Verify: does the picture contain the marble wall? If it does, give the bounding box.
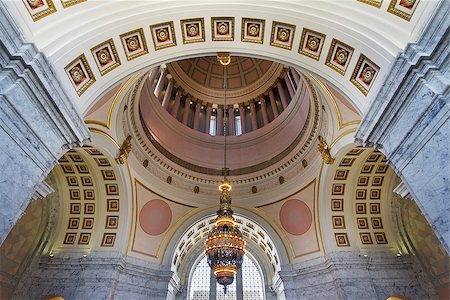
[356,0,450,254]
[0,3,90,246]
[13,252,173,300]
[12,249,436,300]
[279,251,437,300]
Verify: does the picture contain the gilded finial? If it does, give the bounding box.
[318,136,334,164]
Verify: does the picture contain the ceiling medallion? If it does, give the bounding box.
[27,0,40,8]
[335,48,349,65]
[97,49,111,65]
[126,37,139,51]
[361,66,375,83]
[156,28,169,42]
[217,22,229,35]
[186,24,199,36]
[70,66,84,84]
[204,54,246,294]
[277,28,290,42]
[307,36,320,51]
[247,23,260,36]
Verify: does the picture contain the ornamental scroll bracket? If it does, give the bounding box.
[318,135,334,164]
[116,135,132,165]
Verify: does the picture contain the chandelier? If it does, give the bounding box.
[204,54,246,294]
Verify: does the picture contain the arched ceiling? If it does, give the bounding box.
[1,1,442,293]
[4,0,440,114]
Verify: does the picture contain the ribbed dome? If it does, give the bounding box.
[166,56,284,104]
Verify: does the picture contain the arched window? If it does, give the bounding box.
[189,255,265,300]
[189,257,211,299]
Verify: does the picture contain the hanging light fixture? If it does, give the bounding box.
[204,53,246,294]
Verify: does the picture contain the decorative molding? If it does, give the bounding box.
[270,21,296,50]
[393,181,413,199]
[31,181,55,200]
[325,38,354,75]
[22,0,56,21]
[241,18,265,44]
[64,54,96,96]
[298,28,326,61]
[60,0,86,8]
[211,17,234,41]
[180,18,205,44]
[387,0,421,21]
[350,54,380,95]
[120,28,149,61]
[150,21,177,50]
[357,0,383,8]
[91,39,121,76]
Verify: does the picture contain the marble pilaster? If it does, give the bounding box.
[0,4,90,246]
[355,1,450,254]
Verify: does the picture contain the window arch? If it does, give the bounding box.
[189,255,265,300]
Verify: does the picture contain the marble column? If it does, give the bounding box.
[154,68,167,100]
[283,72,295,99]
[259,96,269,125]
[249,100,258,131]
[0,4,91,246]
[228,106,235,136]
[268,89,279,118]
[182,95,192,125]
[277,80,289,109]
[170,89,182,118]
[162,79,174,109]
[355,0,450,254]
[193,100,202,130]
[238,104,246,134]
[291,69,301,86]
[205,104,212,134]
[148,67,160,90]
[217,106,224,136]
